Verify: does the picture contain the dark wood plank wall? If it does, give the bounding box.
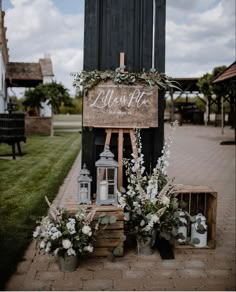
[83,0,166,193]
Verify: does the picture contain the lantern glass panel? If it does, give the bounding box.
[98,167,106,181]
[108,184,115,197]
[107,168,114,181]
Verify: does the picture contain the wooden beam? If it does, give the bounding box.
[118,129,124,188]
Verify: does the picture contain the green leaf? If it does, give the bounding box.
[109,216,117,224]
[113,246,123,256]
[120,235,127,242]
[191,237,200,245]
[100,216,109,225]
[190,215,196,222]
[99,213,106,218]
[196,224,206,234]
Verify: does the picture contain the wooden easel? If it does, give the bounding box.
[104,128,138,188]
[103,53,138,189]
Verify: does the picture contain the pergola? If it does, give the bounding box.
[167,77,202,122]
[212,61,236,144]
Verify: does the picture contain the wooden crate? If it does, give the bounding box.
[173,184,217,249]
[64,203,124,256]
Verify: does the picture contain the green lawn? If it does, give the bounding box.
[0,132,81,288]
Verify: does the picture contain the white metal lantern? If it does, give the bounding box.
[95,145,118,205]
[191,213,208,247]
[77,164,92,204]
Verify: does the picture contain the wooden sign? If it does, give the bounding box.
[83,80,158,128]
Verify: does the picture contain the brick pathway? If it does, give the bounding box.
[5,125,235,291]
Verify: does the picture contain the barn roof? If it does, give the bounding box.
[6,58,54,87]
[212,61,236,83]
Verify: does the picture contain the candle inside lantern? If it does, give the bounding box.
[80,187,88,201]
[99,180,108,201]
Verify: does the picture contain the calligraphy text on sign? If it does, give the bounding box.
[83,80,158,128]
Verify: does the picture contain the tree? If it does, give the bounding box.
[197,66,227,122]
[23,82,72,115]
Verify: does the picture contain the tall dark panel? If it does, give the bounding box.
[83,0,166,193]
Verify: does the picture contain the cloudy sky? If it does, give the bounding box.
[2,0,235,96]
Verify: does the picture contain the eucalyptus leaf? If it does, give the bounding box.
[120,235,127,242]
[191,237,200,245]
[113,246,123,256]
[100,216,109,225]
[196,223,207,234]
[99,213,106,218]
[190,215,196,222]
[109,216,117,224]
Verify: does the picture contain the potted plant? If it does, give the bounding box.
[118,122,181,256]
[33,199,97,272]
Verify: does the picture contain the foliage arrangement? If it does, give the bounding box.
[33,200,97,257]
[118,121,182,245]
[72,67,180,96]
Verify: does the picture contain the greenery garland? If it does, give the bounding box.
[71,67,180,95]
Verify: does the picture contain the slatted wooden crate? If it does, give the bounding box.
[64,202,124,256]
[173,184,217,249]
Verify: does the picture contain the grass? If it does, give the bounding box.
[0,132,81,288]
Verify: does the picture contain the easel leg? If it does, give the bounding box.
[105,129,112,146]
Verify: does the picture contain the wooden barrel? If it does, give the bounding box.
[0,113,25,141]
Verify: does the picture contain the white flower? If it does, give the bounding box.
[54,248,59,256]
[66,222,76,235]
[84,245,93,253]
[161,196,170,206]
[45,242,51,253]
[67,248,76,256]
[82,225,91,235]
[151,214,159,223]
[124,212,130,221]
[62,239,72,249]
[140,220,145,227]
[51,230,62,240]
[33,226,41,238]
[39,240,46,249]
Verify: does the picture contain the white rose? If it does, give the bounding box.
[82,225,91,235]
[62,239,72,249]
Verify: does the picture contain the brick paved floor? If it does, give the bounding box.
[5,125,236,291]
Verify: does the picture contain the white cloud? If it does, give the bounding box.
[5,0,84,94]
[166,0,235,77]
[4,0,235,93]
